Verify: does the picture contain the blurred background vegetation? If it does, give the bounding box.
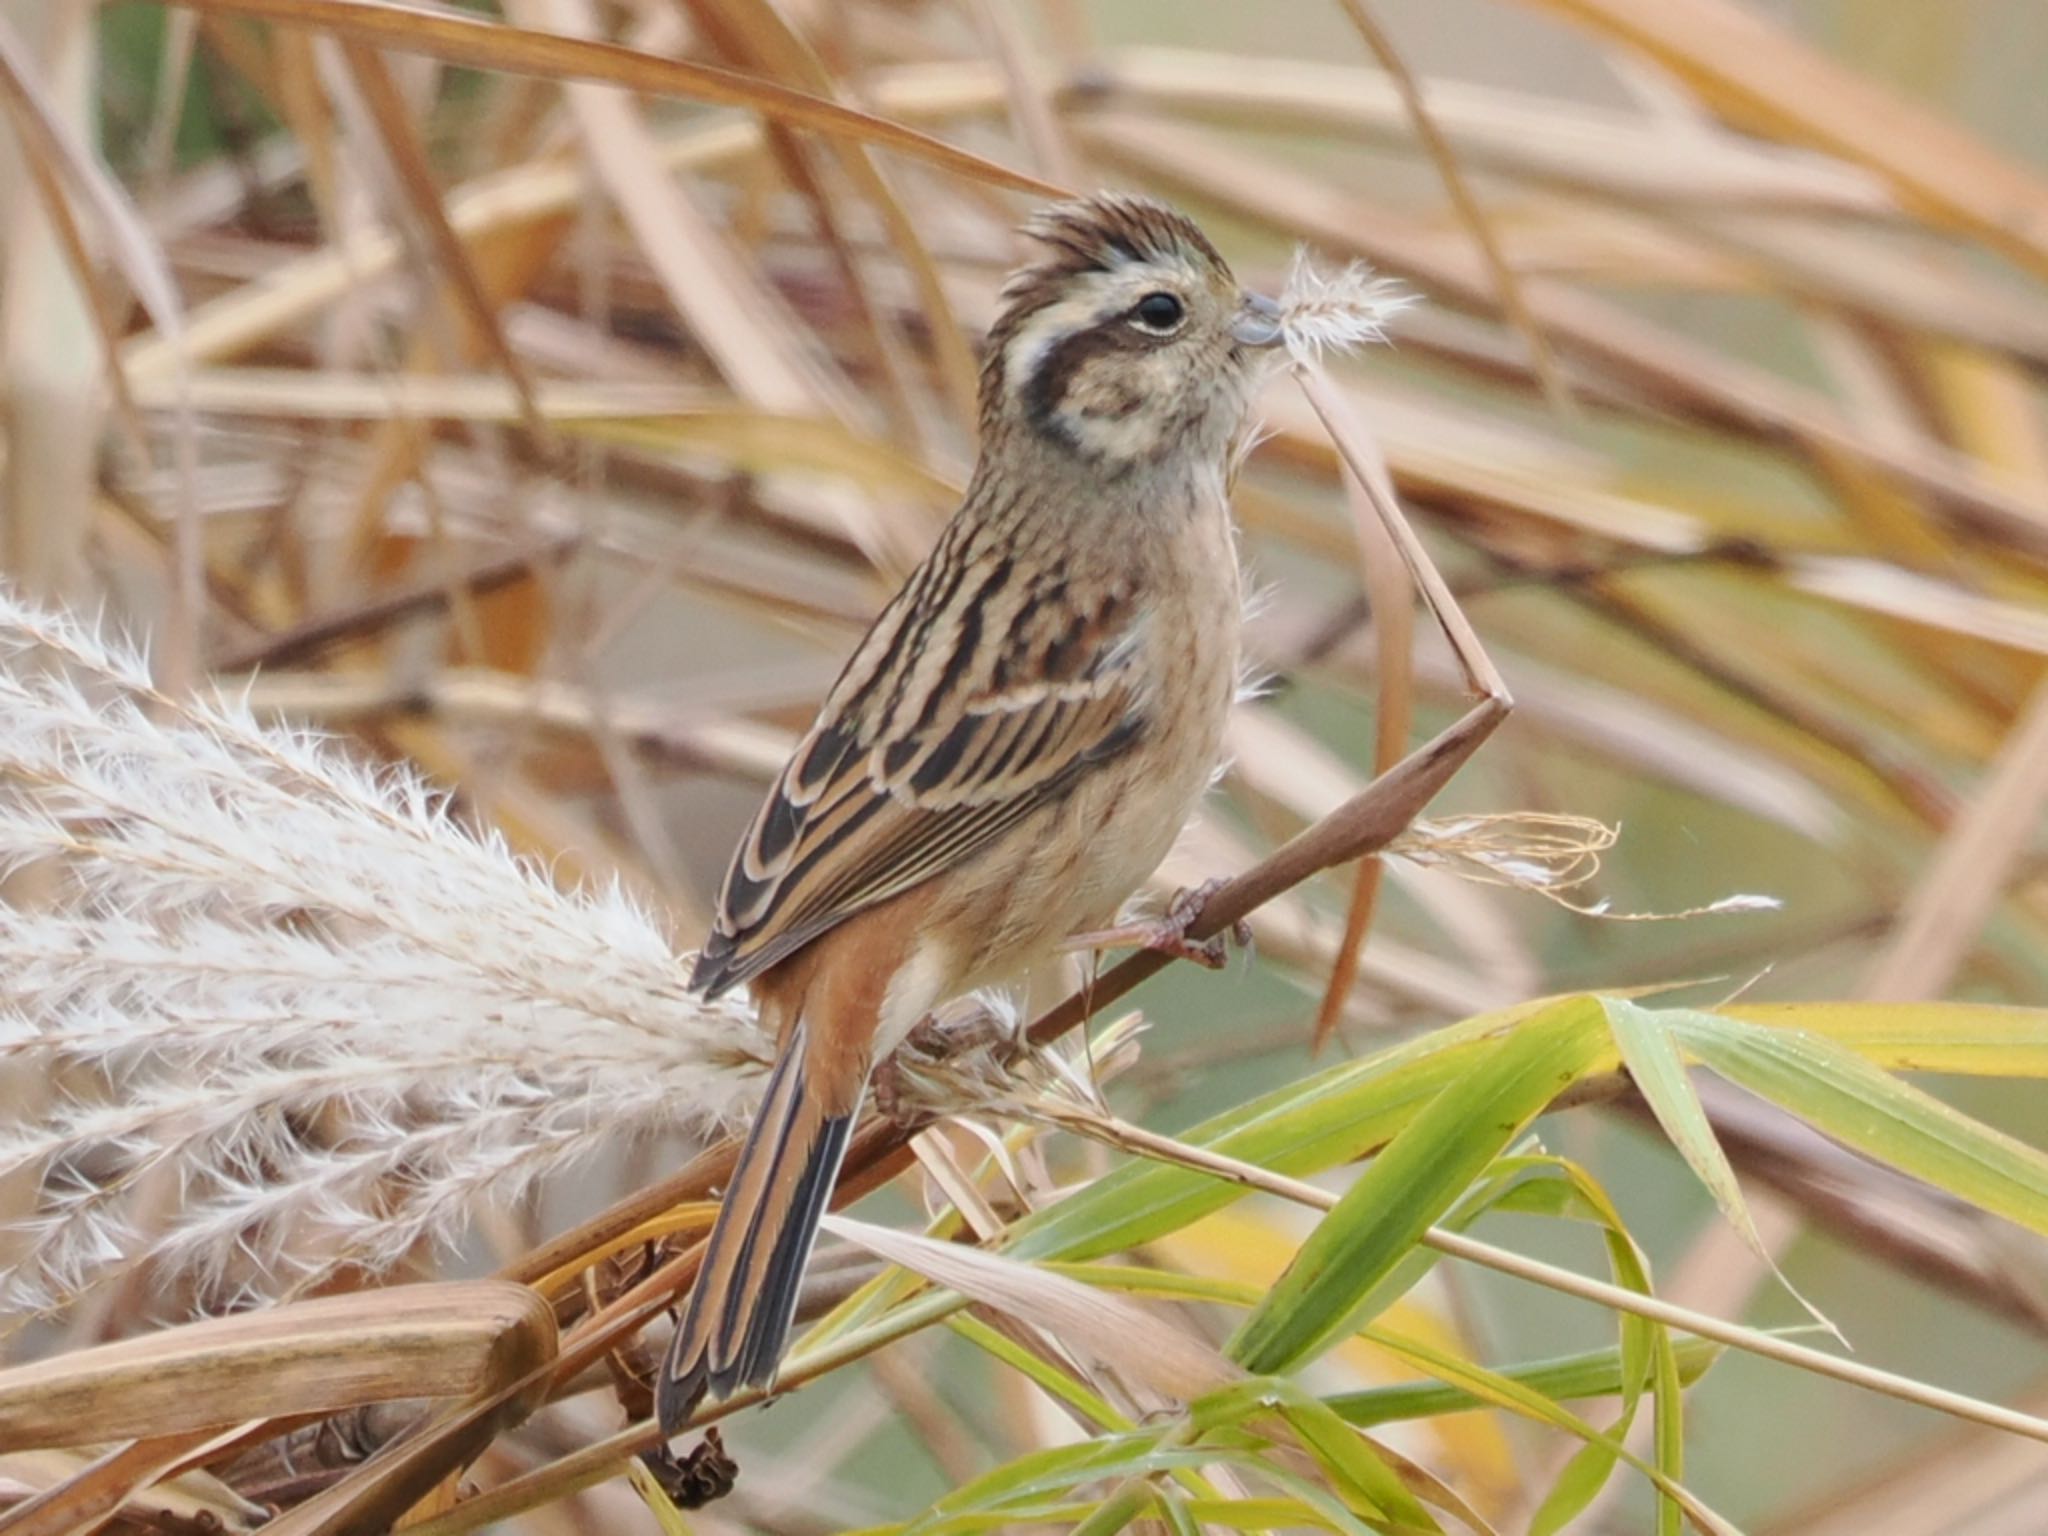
[4,0,2048,1531]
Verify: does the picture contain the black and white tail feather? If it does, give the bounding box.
[659,1030,856,1422]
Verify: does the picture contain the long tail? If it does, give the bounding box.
[658,1025,858,1431]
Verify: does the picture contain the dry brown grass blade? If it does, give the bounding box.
[0,1447,258,1536]
[1035,48,1897,216]
[125,369,722,421]
[1298,358,1514,1050]
[230,1133,923,1536]
[0,1282,558,1450]
[683,0,988,428]
[1759,1385,2048,1536]
[1788,559,2048,658]
[123,121,731,381]
[868,1348,988,1491]
[866,50,1847,249]
[264,30,345,241]
[1328,0,1573,415]
[0,1430,226,1536]
[1803,320,1969,574]
[1132,129,2048,580]
[390,1254,964,1536]
[0,92,149,462]
[136,7,198,199]
[117,62,1011,387]
[1864,677,2048,1001]
[242,1410,503,1536]
[314,191,570,592]
[173,0,1061,197]
[967,0,1079,185]
[1557,577,1952,831]
[335,40,557,454]
[1528,0,2048,283]
[674,0,926,440]
[1293,366,1509,706]
[1220,715,1530,1010]
[1714,218,2048,370]
[213,535,574,672]
[0,2,97,614]
[821,1215,1237,1402]
[504,0,832,419]
[1425,646,1841,841]
[0,9,200,684]
[1103,116,2048,559]
[1315,444,1418,1051]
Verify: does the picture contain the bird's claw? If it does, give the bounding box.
[871,1003,1017,1125]
[1064,877,1249,971]
[870,1051,923,1127]
[639,1428,739,1510]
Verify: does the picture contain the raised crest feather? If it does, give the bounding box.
[1000,193,1234,313]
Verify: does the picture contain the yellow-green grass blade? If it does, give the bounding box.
[1151,1488,1205,1536]
[1529,1406,1636,1536]
[1006,999,2047,1275]
[1358,1327,1739,1533]
[842,1503,1114,1536]
[1667,1006,2048,1235]
[1229,997,1610,1375]
[1325,1337,1722,1426]
[1606,997,1838,1337]
[945,1313,1131,1433]
[1008,998,1594,1264]
[1047,1259,1726,1426]
[1608,997,1769,1257]
[1655,1311,1687,1536]
[1193,1379,1442,1533]
[1718,1000,2048,1077]
[1205,1468,1389,1536]
[1180,1496,1355,1531]
[889,1433,1219,1536]
[1483,1153,1672,1534]
[1068,1484,1154,1536]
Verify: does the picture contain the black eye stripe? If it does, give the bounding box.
[1021,321,1138,432]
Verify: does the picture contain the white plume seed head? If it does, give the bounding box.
[0,589,773,1324]
[1275,249,1414,364]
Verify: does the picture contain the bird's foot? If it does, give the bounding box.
[639,1428,739,1510]
[870,1051,922,1127]
[1062,878,1249,971]
[871,1001,1016,1125]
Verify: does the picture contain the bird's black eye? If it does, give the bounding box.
[1129,291,1186,334]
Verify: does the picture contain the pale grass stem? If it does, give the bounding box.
[1026,1097,2048,1449]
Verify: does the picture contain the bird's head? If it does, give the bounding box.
[981,194,1285,472]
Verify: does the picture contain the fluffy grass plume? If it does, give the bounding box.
[0,592,768,1323]
[1276,250,1414,363]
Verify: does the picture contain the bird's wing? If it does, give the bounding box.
[690,559,1147,999]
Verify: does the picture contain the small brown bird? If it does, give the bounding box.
[659,194,1287,1430]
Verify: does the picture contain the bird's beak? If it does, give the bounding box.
[1231,291,1286,349]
